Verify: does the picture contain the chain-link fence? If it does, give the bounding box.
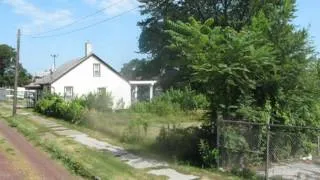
[218,120,267,178]
[218,120,320,179]
[268,125,320,179]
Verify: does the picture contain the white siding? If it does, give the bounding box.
[51,56,131,109]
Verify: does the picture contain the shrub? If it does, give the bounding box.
[120,118,149,143]
[35,93,85,123]
[130,87,208,116]
[64,99,85,124]
[154,126,205,165]
[35,93,65,116]
[158,87,209,111]
[149,99,181,116]
[199,139,219,168]
[83,92,113,112]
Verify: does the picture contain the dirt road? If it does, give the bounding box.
[0,151,24,179]
[0,119,75,180]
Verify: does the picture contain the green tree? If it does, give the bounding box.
[0,44,32,87]
[165,0,318,127]
[165,2,320,167]
[137,0,287,89]
[166,17,275,121]
[120,58,151,80]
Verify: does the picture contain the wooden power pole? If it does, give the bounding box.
[12,29,21,116]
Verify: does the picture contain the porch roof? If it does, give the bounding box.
[129,80,157,86]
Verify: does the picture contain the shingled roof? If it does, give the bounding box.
[35,56,85,85]
[31,53,128,85]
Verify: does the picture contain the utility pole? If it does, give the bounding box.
[50,54,58,71]
[12,29,21,116]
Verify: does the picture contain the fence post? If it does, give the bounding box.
[265,123,270,180]
[216,115,220,169]
[317,136,320,156]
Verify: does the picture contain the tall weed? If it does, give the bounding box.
[130,87,208,116]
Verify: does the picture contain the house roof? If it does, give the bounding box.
[32,53,129,85]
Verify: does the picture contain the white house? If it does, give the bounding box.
[26,43,156,109]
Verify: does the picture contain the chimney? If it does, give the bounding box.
[85,42,93,56]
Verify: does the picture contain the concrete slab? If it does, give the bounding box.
[126,158,168,169]
[45,124,61,128]
[73,135,109,150]
[110,149,128,157]
[54,130,84,136]
[31,118,60,128]
[19,112,31,116]
[119,153,140,161]
[51,127,68,131]
[148,168,199,180]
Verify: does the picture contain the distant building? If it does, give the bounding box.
[26,42,156,109]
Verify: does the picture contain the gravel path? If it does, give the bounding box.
[0,119,75,180]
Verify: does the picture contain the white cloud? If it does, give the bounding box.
[2,0,74,34]
[84,0,138,16]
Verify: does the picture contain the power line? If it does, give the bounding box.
[31,6,138,39]
[23,0,125,36]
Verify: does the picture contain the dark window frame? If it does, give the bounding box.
[97,87,106,94]
[64,86,73,99]
[93,63,101,77]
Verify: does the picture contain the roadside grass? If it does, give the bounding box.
[54,113,239,180]
[0,134,40,179]
[0,109,165,180]
[20,109,238,180]
[0,103,239,180]
[31,109,202,161]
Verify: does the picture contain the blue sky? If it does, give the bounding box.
[0,0,319,74]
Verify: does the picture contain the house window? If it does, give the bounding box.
[64,86,73,99]
[93,63,101,77]
[98,87,106,95]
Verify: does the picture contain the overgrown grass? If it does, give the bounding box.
[0,103,240,180]
[79,109,205,162]
[45,112,239,180]
[0,110,164,179]
[81,109,202,140]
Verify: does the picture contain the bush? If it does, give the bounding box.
[35,93,65,116]
[130,99,181,116]
[35,93,85,123]
[158,87,209,111]
[83,92,113,112]
[64,99,85,124]
[199,139,219,168]
[120,118,149,143]
[130,88,208,116]
[154,126,205,165]
[35,91,115,123]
